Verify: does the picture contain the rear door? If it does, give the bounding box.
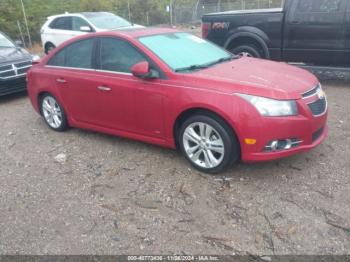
[47,37,108,125]
[283,0,346,65]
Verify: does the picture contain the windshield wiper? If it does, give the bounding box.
[204,55,236,67]
[175,64,209,72]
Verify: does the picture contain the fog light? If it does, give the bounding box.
[264,138,302,152]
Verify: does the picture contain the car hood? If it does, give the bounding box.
[189,57,319,100]
[0,47,32,64]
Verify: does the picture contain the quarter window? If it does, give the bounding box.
[99,38,147,73]
[48,38,95,69]
[49,17,72,30]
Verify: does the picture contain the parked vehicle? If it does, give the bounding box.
[202,0,350,66]
[0,31,39,96]
[27,28,328,174]
[40,12,144,54]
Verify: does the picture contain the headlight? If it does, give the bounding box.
[238,94,298,116]
[31,54,41,62]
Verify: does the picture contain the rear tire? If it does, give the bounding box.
[179,114,240,174]
[45,43,55,54]
[231,44,262,58]
[40,93,68,132]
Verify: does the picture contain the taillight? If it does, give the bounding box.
[202,22,211,39]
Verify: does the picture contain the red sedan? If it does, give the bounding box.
[27,28,328,174]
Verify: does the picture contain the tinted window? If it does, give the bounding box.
[291,0,345,24]
[49,17,72,30]
[48,38,95,69]
[72,17,91,31]
[99,38,146,73]
[66,39,94,68]
[48,50,65,66]
[297,0,341,13]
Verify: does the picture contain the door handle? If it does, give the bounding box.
[291,20,301,24]
[56,78,67,83]
[97,86,111,91]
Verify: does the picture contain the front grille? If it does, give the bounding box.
[0,77,27,95]
[312,127,324,142]
[0,65,12,71]
[308,98,327,116]
[0,60,32,80]
[15,61,32,68]
[302,84,320,98]
[0,70,16,78]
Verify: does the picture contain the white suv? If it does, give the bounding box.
[41,12,143,54]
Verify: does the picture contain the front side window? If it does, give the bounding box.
[48,38,95,69]
[138,32,232,72]
[49,17,72,30]
[99,38,147,73]
[72,17,91,31]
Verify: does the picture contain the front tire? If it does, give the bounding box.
[40,94,68,132]
[179,114,240,174]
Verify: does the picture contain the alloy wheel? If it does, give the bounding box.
[42,96,63,129]
[182,122,225,169]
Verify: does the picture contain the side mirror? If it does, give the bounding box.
[131,61,159,79]
[80,26,92,32]
[14,40,24,47]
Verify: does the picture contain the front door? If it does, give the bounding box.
[283,0,347,65]
[94,37,165,138]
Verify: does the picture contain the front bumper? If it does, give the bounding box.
[238,96,328,162]
[242,125,328,162]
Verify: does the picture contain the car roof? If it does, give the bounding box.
[47,12,120,20]
[94,27,182,38]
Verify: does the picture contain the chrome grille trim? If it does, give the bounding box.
[0,60,32,80]
[302,83,321,99]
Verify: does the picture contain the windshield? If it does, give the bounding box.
[82,12,132,29]
[138,32,233,72]
[0,32,15,48]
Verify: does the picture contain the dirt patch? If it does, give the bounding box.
[0,83,349,255]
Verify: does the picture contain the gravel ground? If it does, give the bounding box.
[0,81,349,255]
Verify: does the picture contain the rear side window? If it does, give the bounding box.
[49,17,72,30]
[296,0,342,13]
[48,38,95,69]
[99,37,147,73]
[291,0,345,24]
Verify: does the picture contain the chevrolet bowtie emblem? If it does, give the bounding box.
[317,88,325,100]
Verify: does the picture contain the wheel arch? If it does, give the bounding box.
[173,107,242,153]
[37,91,67,118]
[224,28,270,58]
